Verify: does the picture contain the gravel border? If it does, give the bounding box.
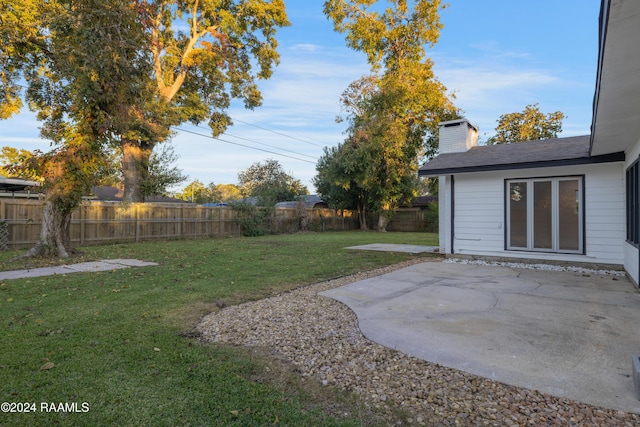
[197,260,640,426]
[444,258,626,277]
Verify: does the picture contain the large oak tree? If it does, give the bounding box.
[0,0,288,256]
[1,0,150,257]
[122,0,290,202]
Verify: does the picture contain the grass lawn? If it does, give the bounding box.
[0,231,438,426]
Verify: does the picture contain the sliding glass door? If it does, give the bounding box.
[506,177,583,253]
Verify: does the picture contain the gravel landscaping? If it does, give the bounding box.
[197,259,640,426]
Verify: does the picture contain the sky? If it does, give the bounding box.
[0,0,601,194]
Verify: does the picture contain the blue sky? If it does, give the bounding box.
[0,0,600,193]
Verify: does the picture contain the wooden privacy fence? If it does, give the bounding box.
[0,199,359,249]
[385,208,437,233]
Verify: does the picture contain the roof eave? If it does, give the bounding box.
[418,151,625,177]
[589,0,611,155]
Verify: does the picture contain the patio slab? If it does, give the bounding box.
[320,260,640,413]
[0,259,158,281]
[345,243,439,254]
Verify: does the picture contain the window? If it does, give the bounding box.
[626,160,639,246]
[506,177,583,253]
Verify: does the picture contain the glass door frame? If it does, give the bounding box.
[505,176,584,254]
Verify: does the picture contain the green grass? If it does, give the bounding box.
[0,232,438,426]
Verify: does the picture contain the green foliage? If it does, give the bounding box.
[177,180,240,203]
[216,183,242,202]
[230,201,271,237]
[238,159,308,207]
[486,103,565,144]
[0,147,39,180]
[178,180,211,203]
[424,201,439,233]
[314,142,371,229]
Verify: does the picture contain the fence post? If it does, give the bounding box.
[135,204,140,243]
[80,203,85,245]
[0,221,7,251]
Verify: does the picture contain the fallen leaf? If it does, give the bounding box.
[272,416,279,425]
[40,362,55,371]
[6,298,13,302]
[229,410,239,416]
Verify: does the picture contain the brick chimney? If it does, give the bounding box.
[438,118,478,154]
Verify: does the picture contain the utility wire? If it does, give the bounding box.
[230,117,326,148]
[173,126,316,164]
[191,123,317,160]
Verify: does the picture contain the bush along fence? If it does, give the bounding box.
[0,199,361,249]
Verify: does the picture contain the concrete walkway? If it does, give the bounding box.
[0,259,158,280]
[321,260,640,413]
[345,243,439,254]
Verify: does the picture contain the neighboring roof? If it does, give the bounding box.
[419,135,624,176]
[90,185,186,203]
[91,185,121,200]
[234,196,259,206]
[0,177,40,193]
[404,195,437,207]
[275,195,328,209]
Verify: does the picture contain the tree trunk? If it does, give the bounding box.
[20,197,73,258]
[357,199,368,230]
[122,140,152,203]
[377,210,389,232]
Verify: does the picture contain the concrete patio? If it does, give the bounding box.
[321,260,640,413]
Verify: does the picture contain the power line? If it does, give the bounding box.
[191,123,317,160]
[173,126,317,164]
[230,117,326,148]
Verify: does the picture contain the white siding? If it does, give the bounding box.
[625,242,639,285]
[584,163,625,264]
[449,163,625,265]
[438,176,451,254]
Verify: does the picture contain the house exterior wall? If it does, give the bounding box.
[438,175,452,254]
[445,162,624,265]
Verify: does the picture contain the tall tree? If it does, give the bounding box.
[238,159,308,206]
[120,0,290,202]
[486,103,565,144]
[324,0,459,230]
[1,0,150,257]
[178,179,208,203]
[216,183,242,202]
[314,142,370,230]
